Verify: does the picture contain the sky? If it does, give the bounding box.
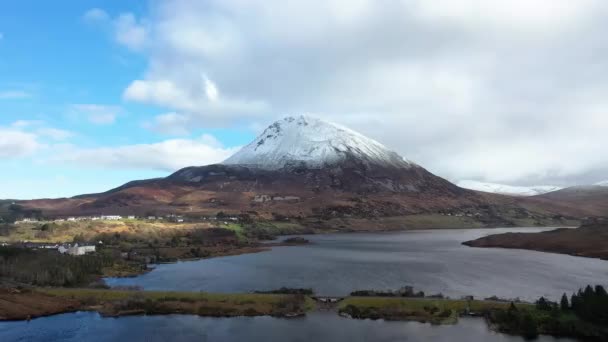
[1,0,608,199]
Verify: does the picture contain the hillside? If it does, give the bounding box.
[463,219,608,260]
[456,180,561,196]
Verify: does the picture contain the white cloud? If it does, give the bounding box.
[36,127,73,141]
[0,128,41,158]
[0,121,77,159]
[0,90,31,99]
[114,13,148,51]
[52,135,240,171]
[412,0,600,36]
[11,120,43,128]
[70,104,122,124]
[143,112,190,135]
[204,75,219,102]
[104,0,608,186]
[83,8,109,22]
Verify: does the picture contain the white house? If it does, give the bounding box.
[58,243,96,256]
[15,218,38,224]
[101,215,122,220]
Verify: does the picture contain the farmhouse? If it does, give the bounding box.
[58,243,96,256]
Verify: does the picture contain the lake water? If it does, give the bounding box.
[107,228,608,301]
[0,311,576,342]
[3,227,606,341]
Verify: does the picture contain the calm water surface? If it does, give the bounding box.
[107,228,608,300]
[3,228,606,341]
[0,311,576,342]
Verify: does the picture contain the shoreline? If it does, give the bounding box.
[3,288,606,340]
[462,224,608,261]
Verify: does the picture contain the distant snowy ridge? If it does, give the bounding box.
[457,180,562,196]
[223,115,414,170]
[595,180,608,186]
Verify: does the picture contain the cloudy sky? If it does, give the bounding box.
[1,0,608,199]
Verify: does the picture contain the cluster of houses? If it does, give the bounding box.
[54,215,134,222]
[9,242,97,256]
[14,213,241,225]
[438,210,482,218]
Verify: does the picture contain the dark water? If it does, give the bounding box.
[107,228,608,300]
[0,311,576,342]
[3,228,605,341]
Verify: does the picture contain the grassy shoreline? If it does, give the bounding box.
[0,288,315,321]
[2,288,607,340]
[338,296,525,324]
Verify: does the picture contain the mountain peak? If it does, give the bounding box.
[222,115,413,170]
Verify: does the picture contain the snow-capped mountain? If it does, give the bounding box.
[223,115,413,170]
[595,180,608,186]
[17,115,602,226]
[457,180,562,196]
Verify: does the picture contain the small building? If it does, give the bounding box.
[58,243,96,256]
[127,215,136,219]
[101,215,122,220]
[15,218,38,224]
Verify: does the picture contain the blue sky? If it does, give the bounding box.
[1,1,607,199]
[0,1,254,199]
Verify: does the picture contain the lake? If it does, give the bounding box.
[3,227,606,341]
[0,311,576,342]
[106,228,608,301]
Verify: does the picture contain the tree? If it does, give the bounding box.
[520,313,539,340]
[535,296,553,311]
[560,293,569,311]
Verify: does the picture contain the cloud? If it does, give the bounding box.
[11,120,44,128]
[36,127,73,141]
[143,112,191,135]
[0,121,76,159]
[0,90,31,99]
[51,135,240,171]
[0,127,41,158]
[114,13,149,51]
[106,0,608,186]
[83,9,149,51]
[83,8,109,22]
[70,104,122,124]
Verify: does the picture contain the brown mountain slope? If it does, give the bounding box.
[463,219,608,260]
[12,163,590,228]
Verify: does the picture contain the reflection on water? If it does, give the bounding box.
[106,228,608,300]
[0,311,576,342]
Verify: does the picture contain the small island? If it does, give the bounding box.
[463,219,608,260]
[282,237,310,244]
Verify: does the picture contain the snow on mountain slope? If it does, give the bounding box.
[223,115,413,170]
[595,180,608,186]
[457,180,562,196]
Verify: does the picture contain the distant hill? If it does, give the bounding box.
[463,219,608,260]
[456,180,561,196]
